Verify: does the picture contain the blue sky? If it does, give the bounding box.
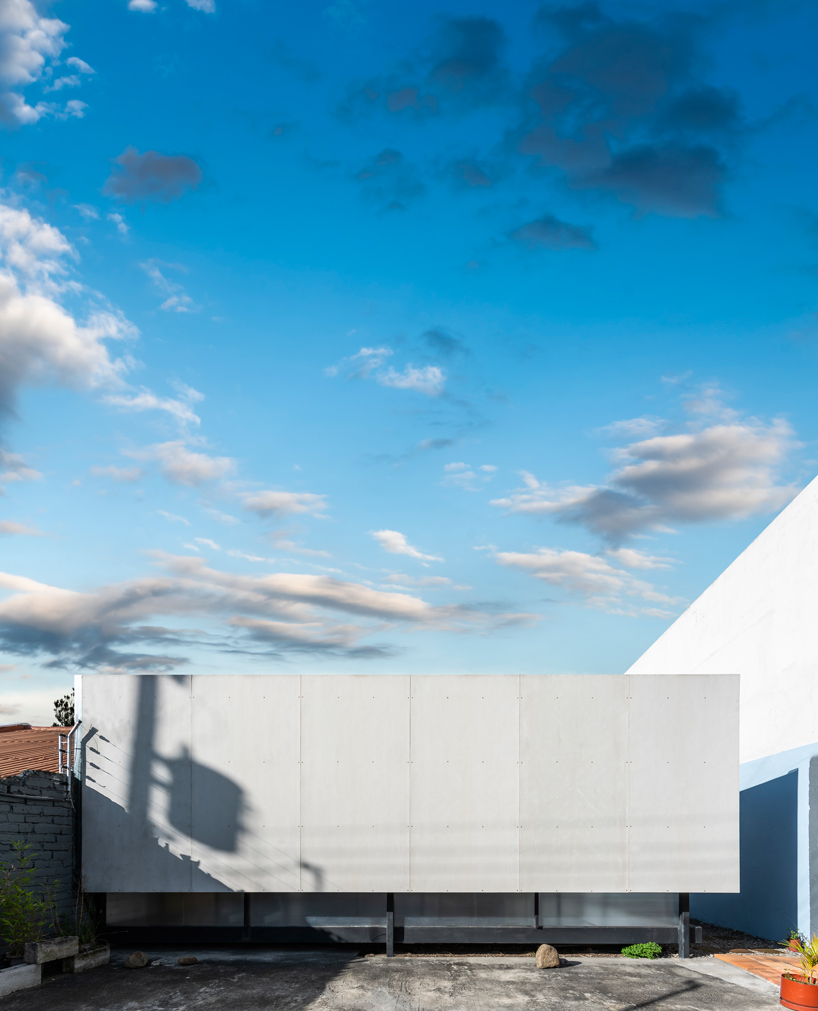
[1,0,817,724]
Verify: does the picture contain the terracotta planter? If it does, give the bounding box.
[790,941,803,952]
[781,973,818,1010]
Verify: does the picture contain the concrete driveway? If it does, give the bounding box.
[2,948,781,1010]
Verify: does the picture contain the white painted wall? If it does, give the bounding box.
[626,474,818,765]
[80,673,739,894]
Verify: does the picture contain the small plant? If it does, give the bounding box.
[783,928,805,950]
[621,942,663,959]
[784,934,818,984]
[0,842,51,956]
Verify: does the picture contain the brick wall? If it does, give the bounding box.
[0,770,77,932]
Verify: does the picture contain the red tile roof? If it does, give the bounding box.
[0,724,77,778]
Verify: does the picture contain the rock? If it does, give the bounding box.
[123,951,148,969]
[151,960,163,967]
[177,956,198,966]
[535,943,560,969]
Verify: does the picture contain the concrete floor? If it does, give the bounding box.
[2,949,781,1010]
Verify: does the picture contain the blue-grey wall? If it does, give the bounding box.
[692,770,798,941]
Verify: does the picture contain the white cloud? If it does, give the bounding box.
[442,461,497,490]
[382,573,473,590]
[492,413,797,541]
[326,345,446,396]
[66,57,94,74]
[202,506,239,525]
[0,448,41,486]
[379,364,445,396]
[73,204,98,220]
[371,529,443,563]
[108,212,129,236]
[269,531,331,557]
[0,0,68,125]
[0,200,74,279]
[45,74,79,92]
[242,491,328,518]
[597,416,663,439]
[90,464,143,482]
[186,0,216,10]
[140,259,197,313]
[0,520,45,536]
[157,510,190,525]
[125,441,235,486]
[0,552,528,666]
[54,98,86,120]
[194,537,220,550]
[226,550,266,562]
[127,0,157,11]
[0,200,136,415]
[103,383,203,428]
[606,547,675,570]
[495,547,679,616]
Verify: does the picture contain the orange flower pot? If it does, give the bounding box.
[781,973,818,1010]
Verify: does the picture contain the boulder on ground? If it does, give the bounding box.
[177,956,198,966]
[123,951,148,969]
[535,943,560,969]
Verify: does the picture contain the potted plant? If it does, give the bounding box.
[786,930,806,953]
[781,934,818,1010]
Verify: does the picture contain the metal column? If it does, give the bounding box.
[242,893,252,941]
[386,893,395,957]
[678,893,690,958]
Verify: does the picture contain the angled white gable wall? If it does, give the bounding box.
[627,474,818,940]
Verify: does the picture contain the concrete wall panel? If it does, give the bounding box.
[83,674,194,892]
[190,675,301,892]
[409,675,520,892]
[80,672,739,894]
[520,675,629,892]
[627,674,740,892]
[299,675,410,892]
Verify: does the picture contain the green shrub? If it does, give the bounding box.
[621,942,663,959]
[0,842,52,956]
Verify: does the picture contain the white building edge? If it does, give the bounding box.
[628,473,818,941]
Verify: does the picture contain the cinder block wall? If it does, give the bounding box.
[0,771,76,932]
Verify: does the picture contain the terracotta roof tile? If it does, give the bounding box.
[0,725,77,778]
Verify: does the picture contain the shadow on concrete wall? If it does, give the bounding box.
[83,675,250,892]
[164,746,246,853]
[692,770,797,940]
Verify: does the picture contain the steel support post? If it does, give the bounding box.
[386,893,395,957]
[533,892,540,929]
[243,893,251,941]
[678,893,690,959]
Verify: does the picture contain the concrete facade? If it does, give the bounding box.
[79,672,739,896]
[627,474,818,939]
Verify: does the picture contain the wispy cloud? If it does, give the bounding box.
[442,461,497,490]
[140,259,197,312]
[326,345,446,396]
[103,383,204,428]
[0,520,46,536]
[0,552,530,667]
[495,546,680,617]
[242,491,328,519]
[371,529,442,563]
[90,464,143,483]
[124,441,235,486]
